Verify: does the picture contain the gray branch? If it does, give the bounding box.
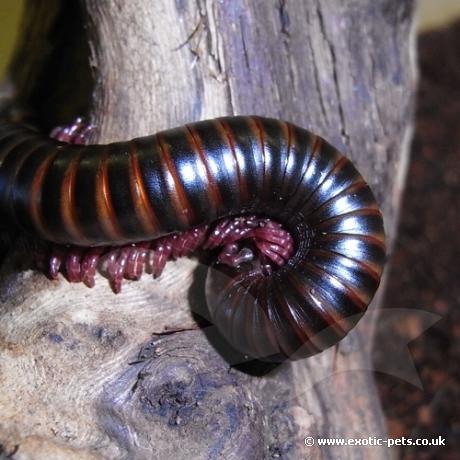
[0,1,416,459]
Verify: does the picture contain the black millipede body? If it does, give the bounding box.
[0,116,385,361]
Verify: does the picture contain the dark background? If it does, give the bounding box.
[373,22,460,459]
[0,3,458,459]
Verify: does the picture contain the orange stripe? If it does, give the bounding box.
[308,262,368,310]
[217,119,249,202]
[312,232,385,277]
[60,150,89,244]
[319,229,386,248]
[301,156,352,212]
[250,117,268,194]
[30,147,60,241]
[310,248,382,283]
[95,149,124,241]
[315,207,382,224]
[287,270,349,337]
[296,134,321,192]
[7,140,48,226]
[279,121,292,187]
[271,283,323,354]
[128,141,160,236]
[186,125,223,212]
[312,135,322,155]
[156,133,193,227]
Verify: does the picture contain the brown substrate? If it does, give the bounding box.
[373,21,460,460]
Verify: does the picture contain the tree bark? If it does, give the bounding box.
[0,1,416,459]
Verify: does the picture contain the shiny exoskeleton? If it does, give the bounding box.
[0,116,385,361]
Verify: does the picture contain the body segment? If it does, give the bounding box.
[0,116,385,361]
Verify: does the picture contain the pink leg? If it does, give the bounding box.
[204,215,294,267]
[150,238,173,278]
[48,245,67,279]
[50,117,95,145]
[80,247,105,288]
[125,243,149,281]
[217,243,254,267]
[43,118,295,291]
[65,247,85,282]
[43,216,294,293]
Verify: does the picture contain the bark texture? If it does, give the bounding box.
[0,1,416,459]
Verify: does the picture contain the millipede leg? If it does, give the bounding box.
[80,247,105,288]
[42,217,293,292]
[40,118,297,291]
[216,243,254,267]
[50,117,94,145]
[65,247,84,282]
[204,215,294,268]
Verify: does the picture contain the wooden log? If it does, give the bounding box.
[0,1,416,458]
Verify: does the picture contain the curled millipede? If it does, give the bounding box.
[0,116,385,361]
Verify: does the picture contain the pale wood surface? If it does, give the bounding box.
[0,1,416,459]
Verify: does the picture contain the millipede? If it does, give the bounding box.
[0,115,385,361]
